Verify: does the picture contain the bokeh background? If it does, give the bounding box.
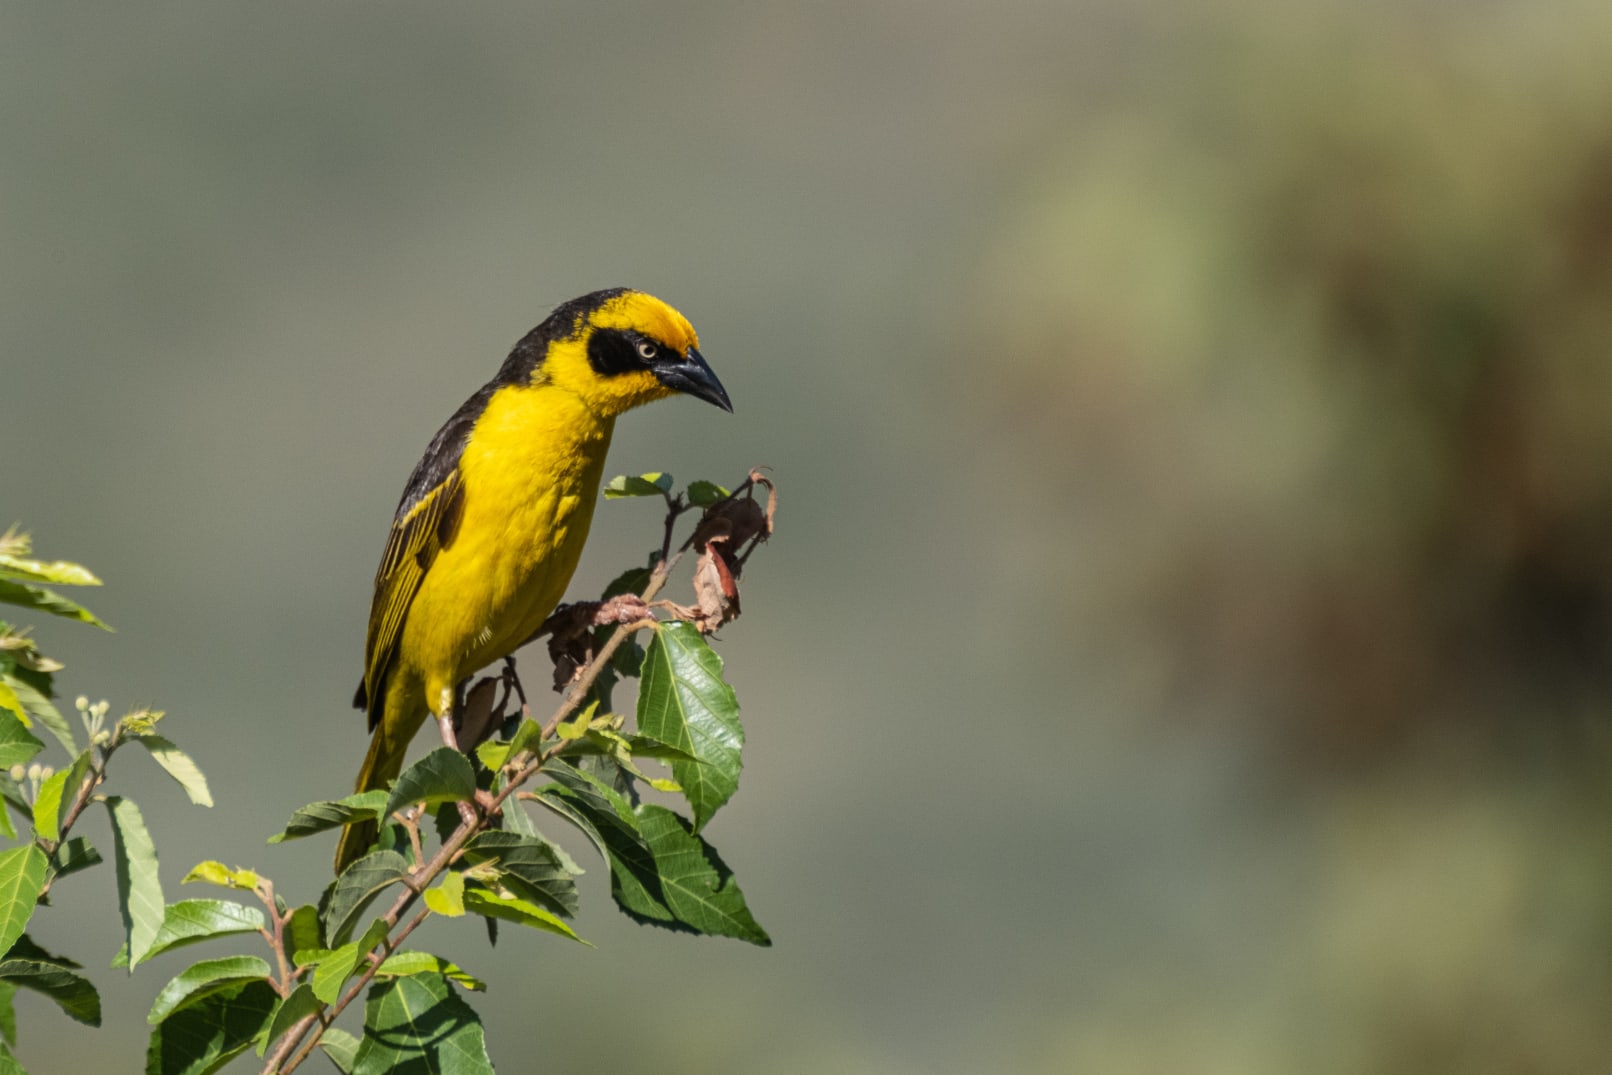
[6,2,1612,1071]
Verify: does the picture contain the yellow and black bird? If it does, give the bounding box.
[336,288,731,871]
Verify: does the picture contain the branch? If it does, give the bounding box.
[267,470,769,1071]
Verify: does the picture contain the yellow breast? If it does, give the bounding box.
[398,383,615,707]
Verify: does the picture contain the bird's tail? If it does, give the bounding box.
[333,725,407,874]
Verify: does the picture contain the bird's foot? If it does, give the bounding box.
[590,592,651,627]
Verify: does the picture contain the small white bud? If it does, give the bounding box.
[8,765,24,782]
[25,763,41,782]
[74,695,89,712]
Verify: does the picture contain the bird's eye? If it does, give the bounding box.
[636,340,658,361]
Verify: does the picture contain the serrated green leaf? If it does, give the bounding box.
[1,678,74,756]
[462,831,578,917]
[146,955,270,1025]
[0,848,47,961]
[105,796,164,969]
[112,899,266,968]
[602,472,674,499]
[685,480,730,506]
[462,889,588,944]
[0,957,100,1026]
[535,764,673,927]
[324,851,409,946]
[320,1027,362,1072]
[30,769,67,843]
[0,555,100,588]
[132,736,211,808]
[46,836,101,885]
[143,977,277,1075]
[638,622,743,831]
[352,971,493,1075]
[0,580,108,630]
[0,713,41,772]
[423,871,465,917]
[267,790,389,843]
[256,982,319,1058]
[384,748,476,823]
[375,951,486,991]
[636,804,770,945]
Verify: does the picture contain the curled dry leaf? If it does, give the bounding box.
[455,675,502,750]
[540,602,599,692]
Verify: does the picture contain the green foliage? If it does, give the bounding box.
[350,971,494,1074]
[3,473,775,1072]
[106,796,165,970]
[638,621,744,831]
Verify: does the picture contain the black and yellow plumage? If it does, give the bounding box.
[336,288,731,871]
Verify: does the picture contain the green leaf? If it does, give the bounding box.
[0,957,100,1026]
[30,769,67,843]
[0,678,74,756]
[0,713,41,771]
[638,622,743,831]
[383,748,476,823]
[320,1028,362,1073]
[601,563,654,601]
[535,763,673,927]
[0,579,108,630]
[304,917,388,1006]
[256,982,318,1058]
[462,831,578,917]
[146,955,270,1024]
[267,789,389,843]
[635,804,770,945]
[283,904,323,964]
[462,889,587,944]
[46,837,102,884]
[352,971,493,1075]
[602,471,674,499]
[131,736,212,808]
[0,555,100,588]
[0,683,19,734]
[0,849,47,960]
[423,871,465,917]
[375,951,485,991]
[143,978,277,1075]
[112,899,266,968]
[181,861,259,891]
[52,749,94,836]
[686,480,731,506]
[105,796,165,969]
[473,718,543,773]
[324,851,409,946]
[0,981,13,1047]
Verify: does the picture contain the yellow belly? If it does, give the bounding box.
[396,385,615,717]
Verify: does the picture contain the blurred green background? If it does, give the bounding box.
[7,2,1612,1071]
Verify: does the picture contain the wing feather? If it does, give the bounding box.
[356,382,494,728]
[360,468,463,728]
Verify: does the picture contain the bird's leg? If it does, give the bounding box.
[433,688,494,826]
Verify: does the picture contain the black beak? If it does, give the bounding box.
[652,346,733,412]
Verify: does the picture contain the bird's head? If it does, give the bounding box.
[520,288,732,418]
